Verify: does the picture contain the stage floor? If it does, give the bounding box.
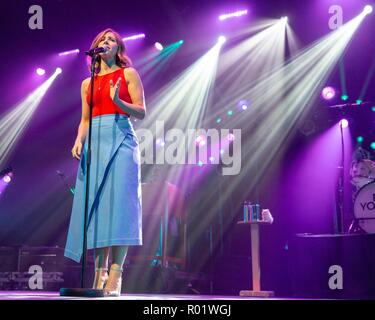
[0,291,291,300]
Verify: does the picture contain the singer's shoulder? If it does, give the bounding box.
[80,78,90,94]
[81,77,91,89]
[124,67,141,82]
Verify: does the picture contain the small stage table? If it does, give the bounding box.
[237,221,275,297]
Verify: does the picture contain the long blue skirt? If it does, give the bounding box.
[64,114,142,263]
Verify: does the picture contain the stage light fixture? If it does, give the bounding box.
[340,119,349,128]
[364,5,373,15]
[36,68,45,76]
[0,167,13,195]
[58,49,80,56]
[122,33,146,42]
[218,36,227,45]
[219,9,248,21]
[341,94,349,101]
[155,42,164,51]
[281,17,288,23]
[321,86,336,100]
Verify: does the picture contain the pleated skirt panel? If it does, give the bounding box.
[64,114,142,263]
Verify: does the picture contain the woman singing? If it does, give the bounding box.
[64,28,145,296]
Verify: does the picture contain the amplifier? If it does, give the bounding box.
[18,246,65,272]
[287,233,375,299]
[0,271,64,290]
[0,247,18,271]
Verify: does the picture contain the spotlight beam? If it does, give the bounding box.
[216,18,288,102]
[196,11,370,216]
[142,42,222,131]
[122,33,146,42]
[358,54,375,100]
[0,70,61,167]
[219,9,248,21]
[136,41,223,201]
[58,49,80,56]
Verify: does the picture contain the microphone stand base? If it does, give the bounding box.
[60,288,105,298]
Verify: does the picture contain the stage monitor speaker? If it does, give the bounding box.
[288,233,375,299]
[18,246,65,272]
[0,247,18,272]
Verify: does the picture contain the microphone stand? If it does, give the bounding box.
[335,123,345,234]
[60,53,104,297]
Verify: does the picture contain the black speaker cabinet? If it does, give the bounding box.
[0,247,18,271]
[288,233,375,299]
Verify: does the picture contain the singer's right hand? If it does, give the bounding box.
[71,141,83,161]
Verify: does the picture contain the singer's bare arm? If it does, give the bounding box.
[71,78,90,160]
[110,67,146,119]
[76,78,91,143]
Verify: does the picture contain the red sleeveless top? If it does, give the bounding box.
[86,68,132,118]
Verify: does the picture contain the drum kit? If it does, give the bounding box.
[349,157,375,234]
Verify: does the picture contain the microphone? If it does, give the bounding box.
[85,47,108,56]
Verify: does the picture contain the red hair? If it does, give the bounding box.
[87,28,132,74]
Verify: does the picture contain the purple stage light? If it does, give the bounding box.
[340,119,349,129]
[122,33,146,42]
[364,5,373,15]
[238,99,249,111]
[0,168,13,185]
[58,49,80,56]
[0,168,13,197]
[36,68,45,76]
[218,36,226,45]
[281,16,288,23]
[3,175,11,183]
[321,86,336,100]
[55,67,62,75]
[155,42,164,51]
[219,9,248,21]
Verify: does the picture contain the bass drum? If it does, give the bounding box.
[354,181,375,233]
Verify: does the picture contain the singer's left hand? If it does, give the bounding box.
[110,77,121,102]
